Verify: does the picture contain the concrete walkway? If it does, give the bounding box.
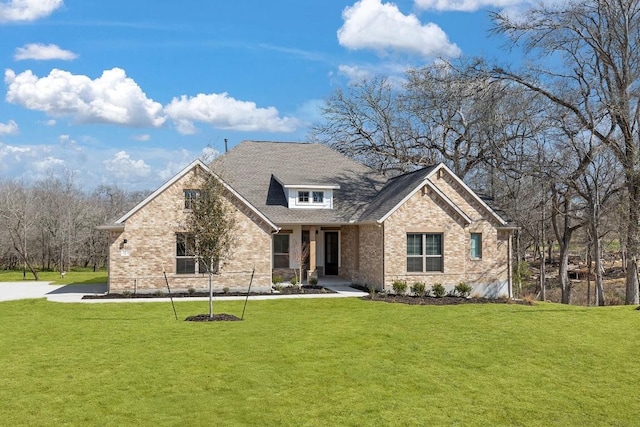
[0,278,367,303]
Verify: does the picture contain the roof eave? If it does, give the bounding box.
[113,158,279,233]
[97,224,125,232]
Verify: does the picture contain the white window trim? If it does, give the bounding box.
[407,233,444,273]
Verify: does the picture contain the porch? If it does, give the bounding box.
[315,275,365,296]
[273,224,359,282]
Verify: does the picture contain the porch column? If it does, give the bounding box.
[309,226,317,276]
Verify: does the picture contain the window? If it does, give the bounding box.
[273,234,290,268]
[407,233,443,272]
[176,233,203,274]
[312,191,324,203]
[298,191,309,203]
[470,233,482,259]
[184,189,201,210]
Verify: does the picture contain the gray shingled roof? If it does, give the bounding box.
[358,165,439,222]
[211,141,389,224]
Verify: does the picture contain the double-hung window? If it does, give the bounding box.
[312,191,324,203]
[273,234,290,268]
[470,233,482,259]
[407,233,443,272]
[298,191,309,203]
[184,189,201,210]
[176,233,201,274]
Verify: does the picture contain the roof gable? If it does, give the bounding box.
[360,163,508,226]
[113,159,278,231]
[211,141,388,224]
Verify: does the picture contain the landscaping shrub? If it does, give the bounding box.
[272,275,283,285]
[290,277,298,286]
[411,282,426,297]
[455,282,473,297]
[432,283,446,298]
[392,279,408,295]
[364,284,378,299]
[309,277,318,286]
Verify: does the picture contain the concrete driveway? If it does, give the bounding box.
[0,280,364,303]
[0,282,107,302]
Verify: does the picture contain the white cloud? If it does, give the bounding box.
[14,43,78,61]
[164,93,300,133]
[337,63,409,88]
[132,134,151,141]
[414,0,569,15]
[0,119,18,135]
[200,146,220,163]
[0,0,63,23]
[5,67,166,127]
[103,150,151,180]
[33,156,66,171]
[44,119,56,126]
[415,0,525,12]
[338,0,461,58]
[338,64,374,82]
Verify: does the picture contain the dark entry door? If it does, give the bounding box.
[325,232,339,275]
[302,230,310,280]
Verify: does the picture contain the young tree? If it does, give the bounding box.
[185,171,236,319]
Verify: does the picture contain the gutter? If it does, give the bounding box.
[96,224,125,232]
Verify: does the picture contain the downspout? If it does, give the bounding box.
[379,220,385,292]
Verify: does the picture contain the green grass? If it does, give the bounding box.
[0,268,107,284]
[1,298,639,426]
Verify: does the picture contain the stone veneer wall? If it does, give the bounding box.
[381,171,510,298]
[357,224,384,289]
[107,168,273,293]
[339,225,359,281]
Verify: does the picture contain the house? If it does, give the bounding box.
[99,141,514,297]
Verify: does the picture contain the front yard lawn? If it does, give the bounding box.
[0,268,107,284]
[0,298,638,426]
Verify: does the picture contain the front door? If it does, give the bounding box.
[325,232,339,275]
[302,230,310,280]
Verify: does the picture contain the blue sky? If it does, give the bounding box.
[0,0,533,191]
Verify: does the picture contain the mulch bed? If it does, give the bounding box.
[83,285,334,299]
[362,294,535,305]
[185,313,241,322]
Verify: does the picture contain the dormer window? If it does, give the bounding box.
[276,177,339,210]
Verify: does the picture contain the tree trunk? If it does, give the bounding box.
[593,234,605,306]
[209,265,214,319]
[586,239,592,306]
[540,228,546,301]
[558,234,572,304]
[625,177,640,305]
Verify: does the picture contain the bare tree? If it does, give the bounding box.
[490,0,640,304]
[0,181,39,279]
[575,147,622,305]
[311,77,412,175]
[289,238,310,285]
[312,61,546,181]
